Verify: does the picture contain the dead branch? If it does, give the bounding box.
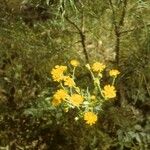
[65,16,90,64]
[109,0,128,66]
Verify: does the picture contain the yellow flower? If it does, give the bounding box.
[51,65,67,82]
[92,62,106,72]
[63,76,75,87]
[70,60,80,67]
[53,89,68,101]
[109,69,120,77]
[52,99,61,106]
[91,95,96,100]
[84,112,97,125]
[70,94,83,107]
[102,85,116,99]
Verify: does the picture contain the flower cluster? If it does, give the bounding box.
[84,112,97,125]
[50,60,120,125]
[70,60,80,67]
[52,89,68,106]
[109,69,120,77]
[92,62,106,72]
[70,94,84,107]
[63,76,75,87]
[102,85,116,99]
[51,65,67,82]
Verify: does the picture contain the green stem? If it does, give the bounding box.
[112,77,116,85]
[97,80,105,99]
[72,67,76,79]
[89,69,95,80]
[64,99,74,107]
[60,82,65,89]
[70,87,73,95]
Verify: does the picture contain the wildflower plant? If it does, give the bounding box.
[50,60,120,126]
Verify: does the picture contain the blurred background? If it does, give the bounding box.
[0,0,150,149]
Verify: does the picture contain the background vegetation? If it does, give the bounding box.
[0,0,150,149]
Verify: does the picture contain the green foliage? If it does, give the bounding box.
[0,0,150,149]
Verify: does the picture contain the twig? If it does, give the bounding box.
[65,16,90,64]
[119,0,127,27]
[109,0,120,65]
[120,23,150,35]
[109,0,128,66]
